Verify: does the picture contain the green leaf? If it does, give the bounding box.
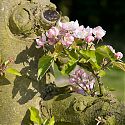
[43,117,55,125]
[29,107,43,125]
[79,58,87,63]
[65,49,78,61]
[79,50,97,63]
[89,60,101,70]
[98,70,106,77]
[79,50,95,60]
[43,119,49,125]
[48,116,55,125]
[61,60,77,75]
[112,61,125,72]
[4,60,10,66]
[79,50,100,70]
[6,68,22,76]
[38,55,54,79]
[95,45,114,59]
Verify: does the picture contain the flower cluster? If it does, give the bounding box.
[36,20,106,48]
[107,45,123,60]
[69,69,96,95]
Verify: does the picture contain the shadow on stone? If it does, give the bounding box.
[12,42,44,104]
[21,109,34,125]
[0,76,11,86]
[55,93,71,101]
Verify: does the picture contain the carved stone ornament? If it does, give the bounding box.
[0,0,60,124]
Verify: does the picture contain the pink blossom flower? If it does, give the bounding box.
[114,52,123,60]
[59,20,79,31]
[93,26,106,40]
[36,34,46,48]
[61,33,74,47]
[73,25,85,39]
[85,35,95,43]
[48,38,58,45]
[46,27,59,38]
[84,26,93,37]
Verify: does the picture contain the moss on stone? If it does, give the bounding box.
[40,93,125,125]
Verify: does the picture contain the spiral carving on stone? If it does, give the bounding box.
[8,0,60,37]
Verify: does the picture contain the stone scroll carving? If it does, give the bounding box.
[0,0,60,124]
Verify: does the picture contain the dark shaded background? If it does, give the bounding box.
[51,0,125,56]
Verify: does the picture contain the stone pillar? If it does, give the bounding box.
[0,0,59,124]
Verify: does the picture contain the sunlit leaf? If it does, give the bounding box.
[48,116,55,125]
[6,68,22,76]
[95,45,114,59]
[29,107,43,125]
[89,60,101,70]
[61,60,77,75]
[38,55,54,79]
[79,58,86,63]
[65,49,78,61]
[112,61,125,72]
[4,60,10,66]
[79,50,96,61]
[43,119,49,125]
[43,117,55,125]
[98,70,106,77]
[79,50,100,70]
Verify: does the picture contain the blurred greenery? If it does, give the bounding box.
[102,68,125,102]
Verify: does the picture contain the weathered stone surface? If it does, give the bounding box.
[40,93,125,125]
[0,0,60,124]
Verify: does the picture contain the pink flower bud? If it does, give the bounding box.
[46,27,59,38]
[85,35,95,43]
[114,52,123,60]
[93,26,106,40]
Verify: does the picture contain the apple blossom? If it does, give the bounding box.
[59,20,79,31]
[46,26,59,38]
[48,38,58,45]
[93,26,106,40]
[61,33,74,47]
[84,26,93,37]
[73,25,85,39]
